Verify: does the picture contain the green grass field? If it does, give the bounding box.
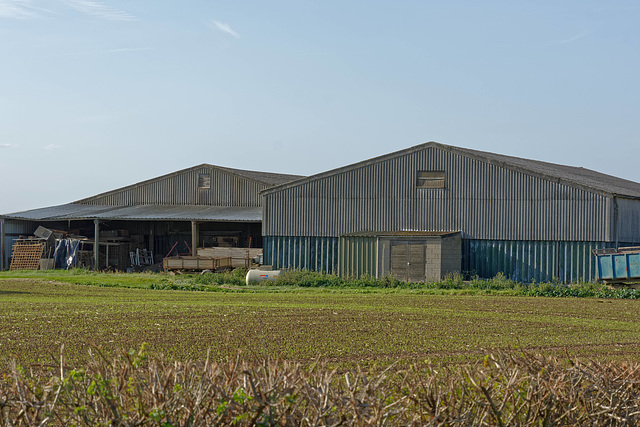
[2,275,640,367]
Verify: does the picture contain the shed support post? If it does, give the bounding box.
[149,223,155,254]
[0,218,5,271]
[94,219,100,270]
[191,221,199,256]
[613,196,619,248]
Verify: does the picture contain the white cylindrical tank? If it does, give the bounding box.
[246,269,282,285]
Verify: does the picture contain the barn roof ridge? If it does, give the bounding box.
[261,141,640,199]
[74,163,305,205]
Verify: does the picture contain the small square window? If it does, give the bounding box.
[417,171,445,188]
[198,173,211,189]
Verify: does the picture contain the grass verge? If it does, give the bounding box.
[2,269,639,299]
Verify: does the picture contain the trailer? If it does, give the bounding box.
[163,256,232,273]
[592,247,640,284]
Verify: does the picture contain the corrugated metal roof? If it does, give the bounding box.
[74,164,305,205]
[262,142,640,199]
[456,145,640,199]
[1,204,261,222]
[215,166,305,186]
[341,231,461,237]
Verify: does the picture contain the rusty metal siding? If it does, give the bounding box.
[79,166,268,207]
[263,236,338,274]
[263,146,610,241]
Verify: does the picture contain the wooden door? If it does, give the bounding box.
[390,243,426,282]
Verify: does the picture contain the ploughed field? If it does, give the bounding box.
[2,278,640,366]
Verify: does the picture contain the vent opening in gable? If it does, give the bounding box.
[198,173,211,189]
[417,171,445,188]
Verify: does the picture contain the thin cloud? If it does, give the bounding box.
[552,31,588,45]
[43,144,61,150]
[211,20,240,38]
[62,0,134,21]
[0,0,133,20]
[0,0,50,19]
[0,143,17,148]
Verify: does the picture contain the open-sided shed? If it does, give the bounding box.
[1,164,303,270]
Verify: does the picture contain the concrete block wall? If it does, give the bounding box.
[441,234,462,277]
[425,240,442,281]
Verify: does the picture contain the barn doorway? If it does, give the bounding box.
[390,242,427,282]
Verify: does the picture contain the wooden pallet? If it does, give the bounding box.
[10,241,46,271]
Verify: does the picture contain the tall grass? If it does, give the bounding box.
[271,269,640,299]
[2,347,640,425]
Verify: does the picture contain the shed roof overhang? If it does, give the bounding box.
[341,230,461,238]
[0,203,262,222]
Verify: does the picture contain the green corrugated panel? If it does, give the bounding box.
[339,235,377,278]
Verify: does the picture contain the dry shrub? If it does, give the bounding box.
[1,346,640,426]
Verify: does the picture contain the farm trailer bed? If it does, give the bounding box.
[163,256,232,273]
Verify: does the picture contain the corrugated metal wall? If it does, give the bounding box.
[263,236,338,274]
[338,235,377,278]
[264,236,627,283]
[462,240,622,283]
[263,146,610,241]
[615,197,640,243]
[78,166,268,207]
[1,220,38,270]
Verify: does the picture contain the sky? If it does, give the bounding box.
[1,0,639,213]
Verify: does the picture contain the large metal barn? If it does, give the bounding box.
[261,142,640,282]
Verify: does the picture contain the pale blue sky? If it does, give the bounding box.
[1,1,639,213]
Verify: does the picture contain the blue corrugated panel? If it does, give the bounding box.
[461,240,633,283]
[263,236,339,274]
[265,236,640,283]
